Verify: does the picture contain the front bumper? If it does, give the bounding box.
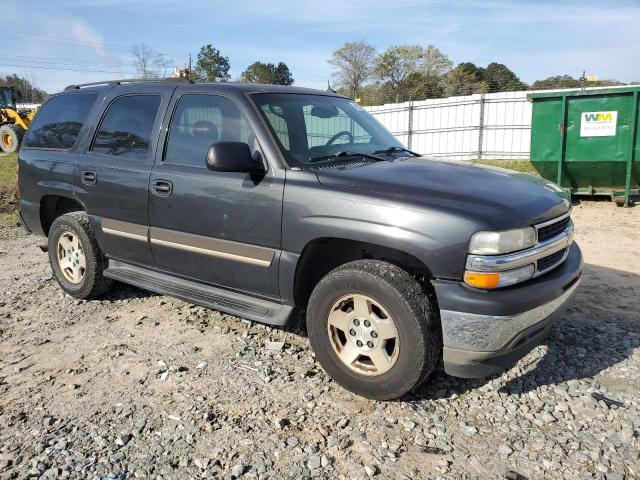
[434,242,582,378]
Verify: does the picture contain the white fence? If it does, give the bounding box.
[365,86,639,161]
[365,91,531,161]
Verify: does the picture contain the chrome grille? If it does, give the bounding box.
[537,248,567,273]
[536,215,571,243]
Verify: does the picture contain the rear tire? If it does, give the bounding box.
[48,212,113,299]
[0,124,25,154]
[306,260,440,400]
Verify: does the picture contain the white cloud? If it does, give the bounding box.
[2,1,125,92]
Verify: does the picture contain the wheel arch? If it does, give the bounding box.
[291,237,435,308]
[40,194,86,236]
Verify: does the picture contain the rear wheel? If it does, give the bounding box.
[306,260,440,400]
[0,124,25,154]
[48,212,113,299]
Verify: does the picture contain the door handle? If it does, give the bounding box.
[152,179,173,196]
[81,170,97,185]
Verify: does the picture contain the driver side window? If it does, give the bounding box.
[165,94,255,167]
[303,104,372,148]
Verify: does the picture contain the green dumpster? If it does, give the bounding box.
[528,86,639,206]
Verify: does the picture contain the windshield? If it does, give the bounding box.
[250,93,406,167]
[0,88,15,109]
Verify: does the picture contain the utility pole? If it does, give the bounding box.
[188,53,192,80]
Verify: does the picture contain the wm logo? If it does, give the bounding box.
[584,112,613,122]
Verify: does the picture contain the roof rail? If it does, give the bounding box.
[64,77,194,91]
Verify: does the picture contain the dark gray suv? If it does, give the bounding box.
[17,79,582,399]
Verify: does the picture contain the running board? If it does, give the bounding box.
[104,260,294,326]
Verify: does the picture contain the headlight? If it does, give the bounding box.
[464,264,535,289]
[468,227,536,255]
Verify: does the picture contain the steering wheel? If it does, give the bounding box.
[326,130,353,145]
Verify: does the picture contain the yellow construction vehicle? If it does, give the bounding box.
[0,86,37,154]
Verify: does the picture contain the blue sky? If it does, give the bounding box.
[5,0,640,94]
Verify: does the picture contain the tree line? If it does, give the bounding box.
[0,74,48,104]
[328,40,630,105]
[130,43,294,86]
[132,40,634,106]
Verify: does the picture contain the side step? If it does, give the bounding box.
[104,260,294,326]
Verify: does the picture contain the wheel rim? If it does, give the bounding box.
[1,132,13,148]
[327,294,400,376]
[56,231,86,284]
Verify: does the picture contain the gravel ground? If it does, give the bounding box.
[0,200,638,479]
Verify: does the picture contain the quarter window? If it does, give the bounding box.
[91,95,161,159]
[24,93,98,150]
[165,94,255,167]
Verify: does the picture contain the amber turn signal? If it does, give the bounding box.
[464,271,501,289]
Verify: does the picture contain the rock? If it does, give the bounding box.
[307,456,321,469]
[231,464,245,477]
[115,433,132,447]
[196,361,208,370]
[109,451,125,463]
[414,434,427,446]
[401,419,416,430]
[364,464,378,477]
[498,444,513,456]
[273,417,287,429]
[336,418,349,429]
[160,371,169,381]
[459,423,477,436]
[266,341,285,351]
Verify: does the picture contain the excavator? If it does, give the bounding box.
[0,86,37,154]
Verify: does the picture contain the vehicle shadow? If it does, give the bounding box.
[407,263,640,401]
[99,282,157,302]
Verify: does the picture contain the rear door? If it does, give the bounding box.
[75,84,173,266]
[148,89,285,299]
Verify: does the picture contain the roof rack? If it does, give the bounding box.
[64,77,194,91]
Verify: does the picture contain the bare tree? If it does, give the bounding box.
[328,41,376,98]
[130,44,172,79]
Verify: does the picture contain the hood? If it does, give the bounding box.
[314,157,570,228]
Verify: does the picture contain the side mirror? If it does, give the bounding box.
[206,142,265,174]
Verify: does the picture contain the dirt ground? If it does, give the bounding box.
[0,200,639,479]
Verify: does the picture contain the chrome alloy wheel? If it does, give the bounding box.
[327,294,400,376]
[56,231,86,284]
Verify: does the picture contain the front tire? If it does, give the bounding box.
[306,260,440,400]
[48,212,113,299]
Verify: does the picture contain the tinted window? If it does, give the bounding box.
[24,93,98,149]
[91,95,161,159]
[165,94,254,167]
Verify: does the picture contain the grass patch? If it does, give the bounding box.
[0,152,18,189]
[0,211,17,227]
[474,159,539,176]
[0,152,18,216]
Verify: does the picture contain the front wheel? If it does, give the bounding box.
[306,260,441,400]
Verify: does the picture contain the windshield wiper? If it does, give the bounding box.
[372,146,420,156]
[307,151,385,164]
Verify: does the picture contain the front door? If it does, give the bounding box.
[75,86,172,266]
[148,92,284,299]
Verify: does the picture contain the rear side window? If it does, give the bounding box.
[91,95,161,160]
[24,93,98,149]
